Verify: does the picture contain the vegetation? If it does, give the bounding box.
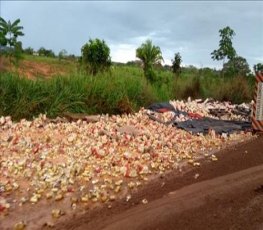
[81,38,111,75]
[38,47,56,58]
[0,18,258,121]
[0,63,255,121]
[254,63,263,73]
[223,56,251,77]
[0,17,24,67]
[211,26,236,65]
[23,47,34,55]
[58,49,67,60]
[136,39,163,83]
[211,26,255,78]
[0,17,24,47]
[171,52,182,77]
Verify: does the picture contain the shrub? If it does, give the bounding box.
[81,38,111,75]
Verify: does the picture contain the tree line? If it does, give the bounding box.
[0,16,262,81]
[23,46,76,60]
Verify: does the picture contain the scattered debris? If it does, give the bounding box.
[51,209,65,219]
[0,98,254,227]
[14,221,26,230]
[147,99,252,134]
[194,173,200,179]
[126,195,131,202]
[211,155,218,161]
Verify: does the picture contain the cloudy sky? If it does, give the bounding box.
[2,1,263,68]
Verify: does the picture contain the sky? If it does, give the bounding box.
[1,1,263,69]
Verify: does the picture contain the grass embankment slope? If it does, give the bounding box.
[0,55,255,121]
[1,55,77,79]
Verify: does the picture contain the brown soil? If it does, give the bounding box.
[54,135,263,230]
[1,58,68,79]
[18,60,66,79]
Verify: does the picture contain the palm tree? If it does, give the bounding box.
[0,17,24,69]
[136,39,163,82]
[0,17,24,48]
[0,30,7,47]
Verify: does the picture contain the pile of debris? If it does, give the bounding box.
[147,98,252,134]
[0,98,254,228]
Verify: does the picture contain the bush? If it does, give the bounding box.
[23,47,34,55]
[254,63,263,74]
[38,47,55,58]
[81,38,111,75]
[213,76,252,103]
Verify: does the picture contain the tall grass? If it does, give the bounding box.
[0,65,255,120]
[0,70,155,120]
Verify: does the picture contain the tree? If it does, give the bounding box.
[0,30,7,47]
[223,56,250,77]
[67,54,76,61]
[23,47,34,55]
[0,17,24,67]
[12,41,23,66]
[253,63,263,73]
[81,38,111,75]
[171,52,182,76]
[211,26,237,69]
[126,60,142,67]
[136,39,163,82]
[38,47,46,56]
[58,49,67,60]
[0,17,24,48]
[38,47,55,58]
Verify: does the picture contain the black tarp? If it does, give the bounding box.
[147,102,175,112]
[147,102,188,116]
[174,118,252,134]
[147,102,252,134]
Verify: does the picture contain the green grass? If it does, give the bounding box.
[22,54,79,75]
[0,60,255,121]
[0,70,154,120]
[24,54,65,64]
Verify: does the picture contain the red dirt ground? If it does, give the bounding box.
[18,60,67,79]
[0,58,68,79]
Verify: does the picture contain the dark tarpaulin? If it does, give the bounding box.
[147,102,252,134]
[147,102,175,112]
[174,118,252,134]
[147,102,188,116]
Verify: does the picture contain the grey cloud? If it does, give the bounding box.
[2,1,263,68]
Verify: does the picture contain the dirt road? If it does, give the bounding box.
[56,135,263,230]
